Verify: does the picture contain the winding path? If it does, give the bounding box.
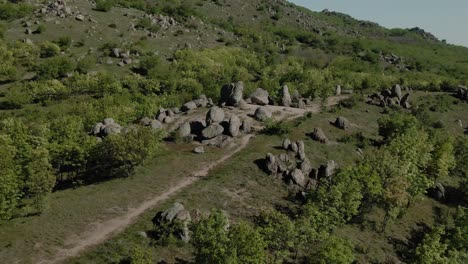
[41,96,347,264]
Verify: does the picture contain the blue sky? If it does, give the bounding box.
[290,0,468,47]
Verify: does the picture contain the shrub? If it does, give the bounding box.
[262,119,291,135]
[53,36,72,49]
[39,42,61,58]
[34,25,46,34]
[95,0,114,12]
[26,79,70,103]
[0,2,34,21]
[36,56,75,79]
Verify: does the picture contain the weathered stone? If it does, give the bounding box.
[240,119,251,133]
[291,142,298,153]
[153,202,192,242]
[181,101,197,112]
[254,107,272,121]
[297,140,306,161]
[206,106,225,125]
[298,99,306,109]
[282,138,291,150]
[193,146,205,154]
[163,116,174,124]
[300,158,312,177]
[250,88,269,105]
[228,114,241,137]
[139,117,152,126]
[101,123,121,136]
[311,127,329,144]
[265,153,278,174]
[334,117,350,130]
[150,120,162,129]
[202,134,229,147]
[290,169,306,187]
[281,85,292,107]
[103,118,115,125]
[156,108,167,122]
[336,85,342,96]
[220,81,244,106]
[277,153,290,172]
[178,122,191,138]
[392,84,402,99]
[92,122,104,135]
[201,124,224,139]
[75,14,85,21]
[318,160,337,178]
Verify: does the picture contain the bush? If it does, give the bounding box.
[0,2,34,21]
[261,119,291,135]
[53,36,72,49]
[34,25,46,34]
[39,42,61,58]
[95,0,114,12]
[36,56,75,80]
[26,79,70,103]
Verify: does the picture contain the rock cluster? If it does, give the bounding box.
[220,81,244,106]
[367,84,412,109]
[176,106,251,148]
[38,0,72,17]
[153,202,191,242]
[264,139,338,191]
[457,85,468,102]
[91,118,122,137]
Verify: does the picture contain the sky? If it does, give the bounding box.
[290,0,468,47]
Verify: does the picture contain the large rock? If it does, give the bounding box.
[250,88,269,105]
[318,160,337,178]
[298,99,306,109]
[334,117,350,130]
[193,95,208,107]
[220,81,244,106]
[181,101,197,112]
[153,202,192,242]
[336,85,342,96]
[311,127,329,144]
[103,118,115,126]
[300,158,312,177]
[101,123,122,136]
[156,108,167,122]
[201,124,224,139]
[178,122,191,138]
[150,120,163,129]
[206,106,225,125]
[277,153,290,173]
[139,117,152,126]
[290,169,306,187]
[457,86,467,101]
[265,153,278,174]
[392,84,402,99]
[297,140,306,161]
[254,106,272,121]
[240,119,251,133]
[282,138,291,150]
[281,85,292,107]
[92,122,104,135]
[290,142,298,153]
[228,114,241,137]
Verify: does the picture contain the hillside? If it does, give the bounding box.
[0,0,467,263]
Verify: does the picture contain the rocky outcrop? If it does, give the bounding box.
[181,101,197,112]
[367,85,412,109]
[457,85,468,102]
[250,88,270,106]
[254,107,272,121]
[153,202,191,242]
[220,81,244,106]
[318,160,337,178]
[178,122,192,138]
[91,118,122,137]
[240,119,251,133]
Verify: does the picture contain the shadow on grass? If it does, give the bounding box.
[388,222,430,263]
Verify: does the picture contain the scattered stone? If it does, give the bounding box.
[457,120,463,128]
[311,127,329,144]
[193,146,205,154]
[318,160,337,178]
[298,99,306,109]
[139,117,152,126]
[149,120,162,129]
[75,14,85,21]
[435,183,445,200]
[156,108,167,122]
[290,142,298,153]
[297,141,306,161]
[250,88,270,105]
[254,107,272,121]
[300,158,312,176]
[201,124,224,139]
[392,84,402,99]
[281,85,292,107]
[163,116,174,124]
[206,106,225,125]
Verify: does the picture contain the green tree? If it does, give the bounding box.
[26,79,70,103]
[192,209,232,264]
[0,135,20,220]
[229,221,266,264]
[39,41,61,58]
[427,132,456,182]
[311,236,355,264]
[378,112,420,141]
[414,226,450,264]
[257,210,296,263]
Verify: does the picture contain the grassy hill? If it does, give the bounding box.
[0,0,467,263]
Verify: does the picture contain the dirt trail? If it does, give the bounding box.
[41,96,346,264]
